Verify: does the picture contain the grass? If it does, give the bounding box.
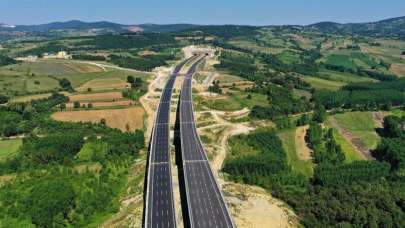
[228,40,284,54]
[277,50,302,64]
[26,75,60,92]
[391,108,405,117]
[278,129,313,177]
[54,70,149,88]
[76,142,108,161]
[334,112,380,150]
[196,91,267,111]
[216,74,245,83]
[10,93,51,103]
[303,76,346,91]
[0,61,90,76]
[0,139,22,161]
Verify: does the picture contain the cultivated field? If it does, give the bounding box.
[68,91,123,102]
[51,107,145,132]
[76,78,130,92]
[334,112,380,150]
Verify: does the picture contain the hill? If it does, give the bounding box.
[307,16,405,38]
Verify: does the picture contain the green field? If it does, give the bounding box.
[277,50,302,64]
[350,52,379,68]
[303,76,346,91]
[325,54,357,70]
[278,129,313,177]
[334,112,380,150]
[0,139,22,161]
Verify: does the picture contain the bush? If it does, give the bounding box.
[59,78,73,91]
[73,101,80,109]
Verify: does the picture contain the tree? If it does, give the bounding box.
[306,122,323,147]
[0,94,9,104]
[247,94,252,100]
[313,104,327,123]
[297,114,310,126]
[382,101,392,111]
[59,78,73,91]
[73,101,80,109]
[373,138,405,170]
[100,118,106,125]
[87,103,93,109]
[134,77,143,88]
[60,103,66,111]
[402,51,405,56]
[24,177,75,227]
[4,124,18,137]
[127,75,135,85]
[383,116,403,138]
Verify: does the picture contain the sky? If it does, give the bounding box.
[1,0,404,26]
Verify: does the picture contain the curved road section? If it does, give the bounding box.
[144,58,193,228]
[180,58,235,228]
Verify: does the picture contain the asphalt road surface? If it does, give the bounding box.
[179,58,235,228]
[144,58,192,228]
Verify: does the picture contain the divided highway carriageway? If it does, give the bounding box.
[144,57,194,228]
[179,57,235,228]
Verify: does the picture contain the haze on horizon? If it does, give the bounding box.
[1,0,404,26]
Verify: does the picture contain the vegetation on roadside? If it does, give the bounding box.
[0,91,145,227]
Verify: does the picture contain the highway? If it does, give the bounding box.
[179,57,235,228]
[144,57,194,228]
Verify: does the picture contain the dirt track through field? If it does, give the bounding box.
[66,100,133,108]
[295,126,312,161]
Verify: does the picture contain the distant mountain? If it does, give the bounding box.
[0,20,199,33]
[307,16,405,38]
[13,20,127,32]
[139,23,199,33]
[0,20,201,42]
[0,23,16,28]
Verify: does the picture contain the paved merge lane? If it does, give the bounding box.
[180,58,235,228]
[145,58,191,228]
